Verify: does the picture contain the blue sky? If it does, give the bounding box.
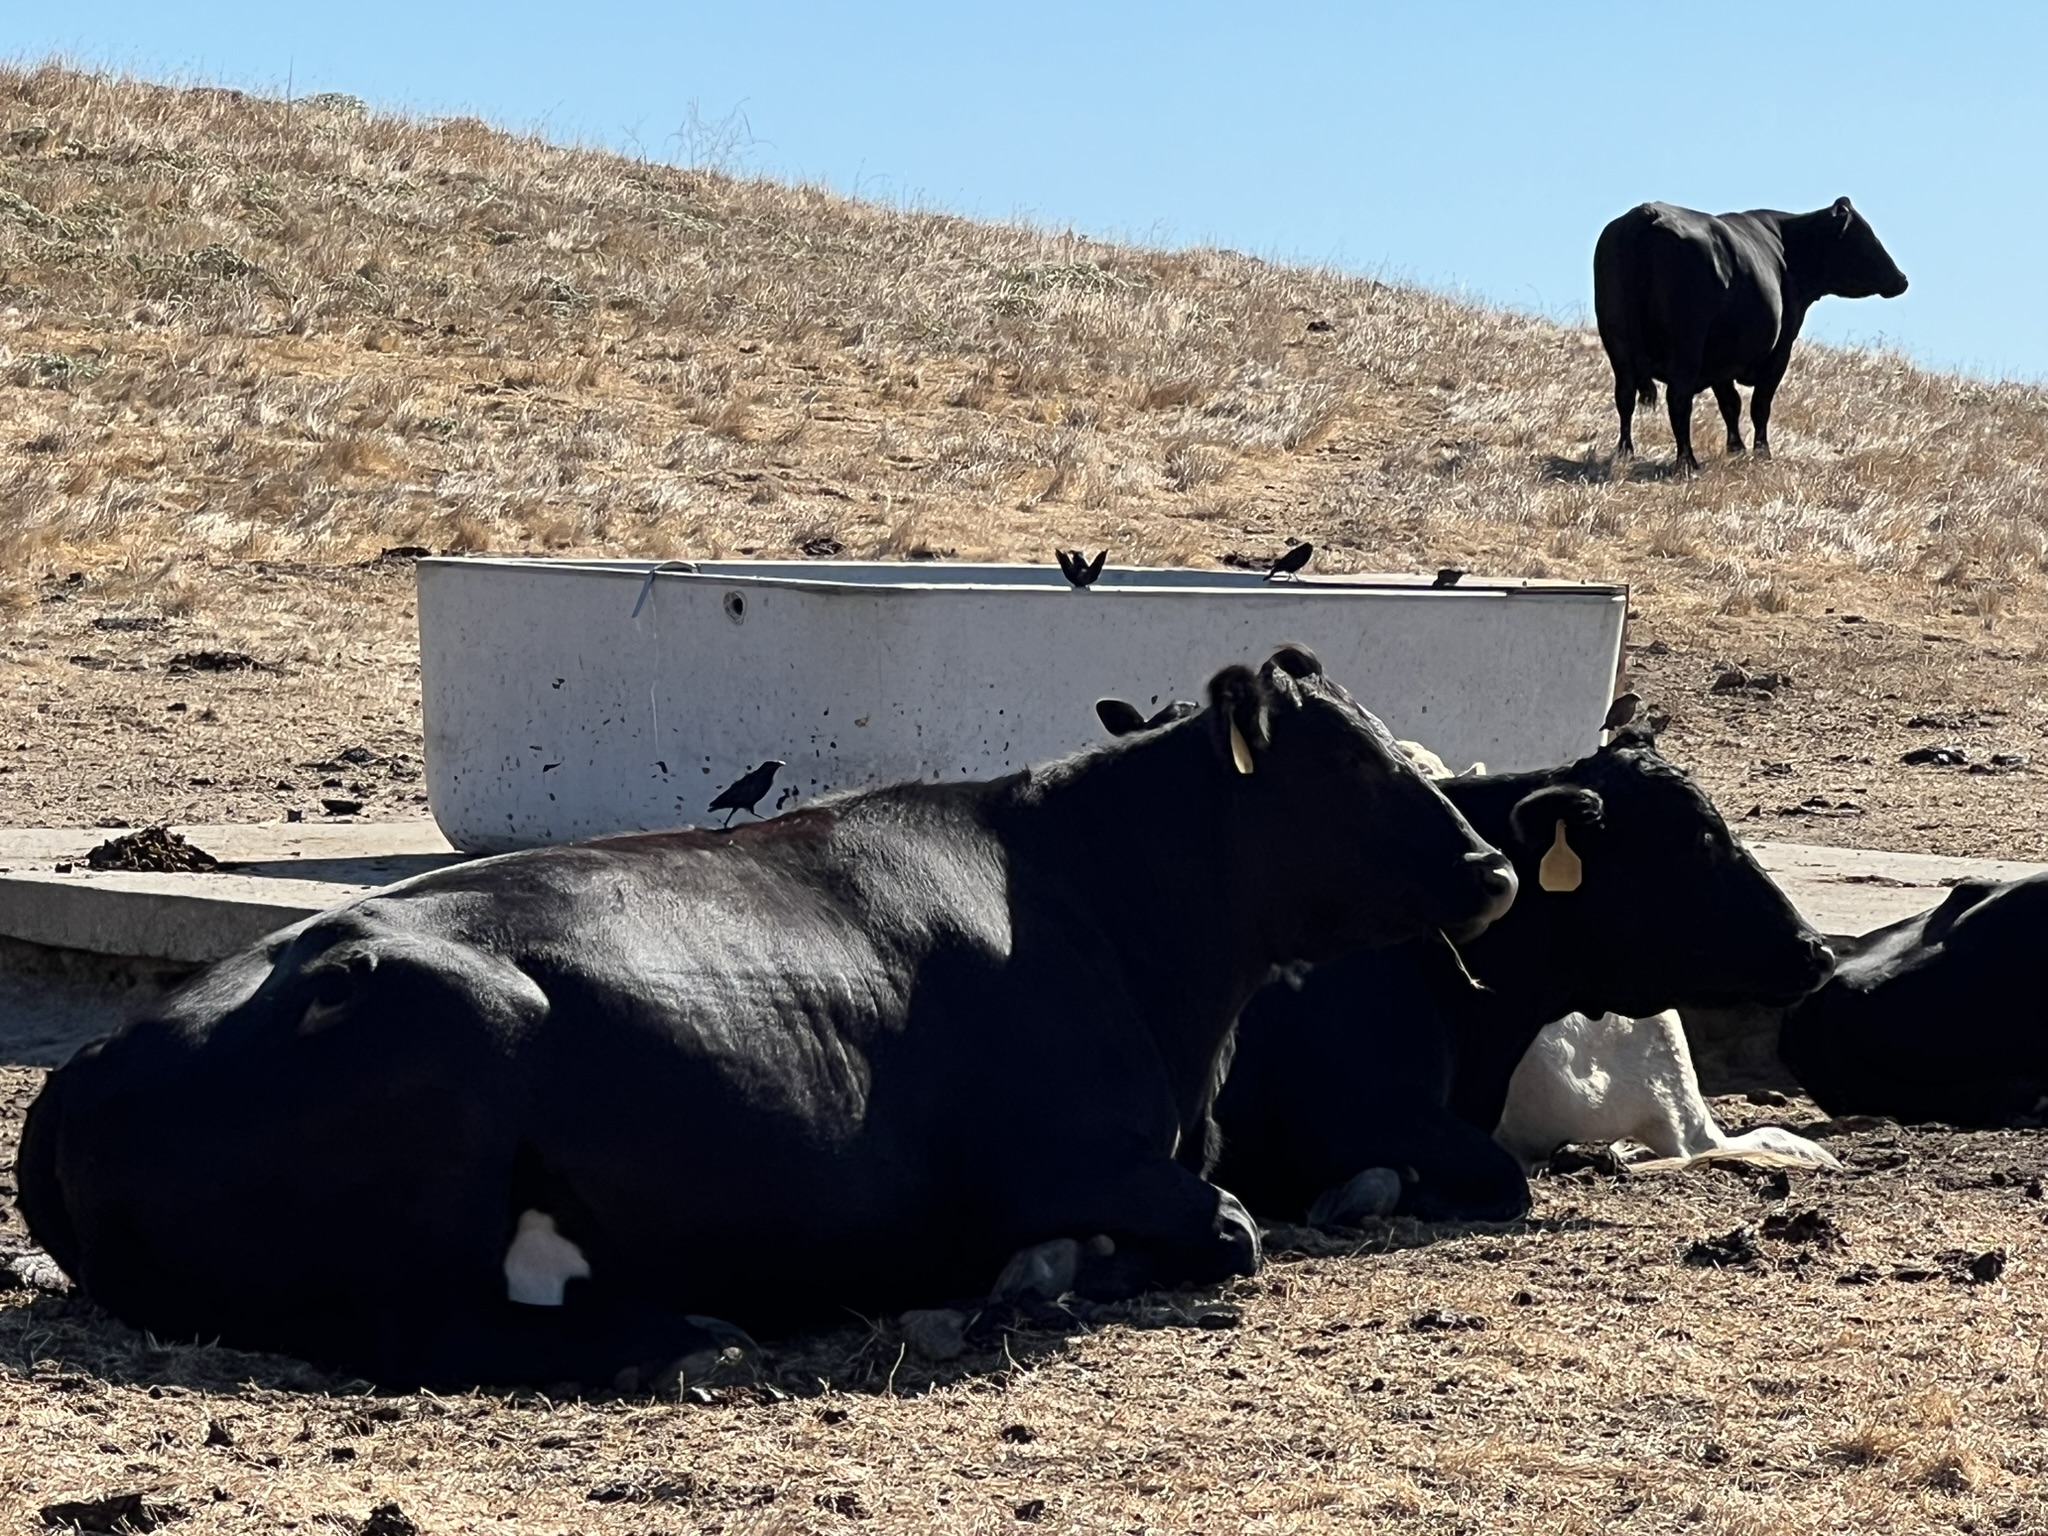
[9,1,2042,379]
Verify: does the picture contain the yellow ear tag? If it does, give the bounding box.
[1229,719,1255,775]
[1539,819,1582,893]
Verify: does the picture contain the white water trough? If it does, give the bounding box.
[417,558,1629,853]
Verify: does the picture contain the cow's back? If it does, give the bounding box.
[1596,204,1736,366]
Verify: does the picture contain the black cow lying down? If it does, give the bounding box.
[1097,708,1833,1222]
[18,647,1516,1388]
[1780,873,2048,1126]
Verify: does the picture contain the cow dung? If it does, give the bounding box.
[83,825,220,874]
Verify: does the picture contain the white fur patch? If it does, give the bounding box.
[1495,1010,1839,1173]
[1397,740,1452,779]
[503,1209,591,1307]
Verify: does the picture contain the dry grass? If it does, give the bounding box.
[3,63,2048,613]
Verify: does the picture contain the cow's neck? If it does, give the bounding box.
[1439,769,1591,1021]
[1005,734,1270,1131]
[1772,208,1836,312]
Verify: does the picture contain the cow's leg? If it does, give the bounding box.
[391,1298,752,1393]
[1664,375,1701,474]
[994,1158,1260,1303]
[1407,1114,1531,1223]
[1749,372,1784,460]
[1295,1104,1528,1225]
[1612,370,1637,460]
[1711,382,1746,454]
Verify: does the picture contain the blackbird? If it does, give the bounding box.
[1056,549,1108,589]
[709,760,786,826]
[1266,541,1312,581]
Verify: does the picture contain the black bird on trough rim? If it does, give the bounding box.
[1266,541,1313,582]
[1432,566,1466,588]
[709,760,786,826]
[1056,549,1108,589]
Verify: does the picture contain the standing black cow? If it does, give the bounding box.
[1593,197,1907,472]
[1097,709,1833,1222]
[17,647,1516,1388]
[1780,874,2048,1126]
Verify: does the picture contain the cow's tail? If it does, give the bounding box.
[1594,207,1661,413]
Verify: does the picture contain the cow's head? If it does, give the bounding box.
[1098,649,1517,959]
[1461,726,1833,1016]
[1818,196,1908,300]
[1780,874,2048,1124]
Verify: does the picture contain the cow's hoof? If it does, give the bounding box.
[991,1237,1082,1303]
[651,1342,748,1395]
[1307,1166,1404,1228]
[645,1314,758,1394]
[1214,1188,1263,1275]
[900,1307,970,1361]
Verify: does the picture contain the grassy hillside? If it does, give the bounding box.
[6,61,2047,607]
[3,61,2047,850]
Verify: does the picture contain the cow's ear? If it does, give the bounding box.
[1604,721,1661,753]
[1206,663,1268,776]
[1096,699,1149,738]
[1510,789,1601,897]
[1266,643,1323,681]
[1832,195,1854,226]
[1923,878,2000,943]
[1508,785,1604,847]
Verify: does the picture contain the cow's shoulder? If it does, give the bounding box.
[1637,202,1724,243]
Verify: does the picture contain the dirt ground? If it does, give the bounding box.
[5,554,2048,864]
[4,1031,2046,1535]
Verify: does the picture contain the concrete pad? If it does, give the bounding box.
[0,820,465,964]
[1,820,2044,971]
[1748,840,2048,941]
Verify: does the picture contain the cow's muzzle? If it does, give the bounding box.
[1448,851,1518,942]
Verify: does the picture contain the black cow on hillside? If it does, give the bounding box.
[1780,873,2048,1126]
[17,647,1516,1389]
[1594,197,1907,473]
[1097,710,1834,1222]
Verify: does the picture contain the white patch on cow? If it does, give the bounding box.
[503,1209,591,1307]
[1397,740,1452,780]
[1229,719,1256,775]
[1494,1010,1840,1172]
[1398,739,1486,779]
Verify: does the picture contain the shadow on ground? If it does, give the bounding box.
[0,1278,1252,1406]
[1538,451,1681,484]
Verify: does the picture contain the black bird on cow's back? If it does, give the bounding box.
[709,760,785,826]
[1056,549,1107,590]
[1266,541,1313,582]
